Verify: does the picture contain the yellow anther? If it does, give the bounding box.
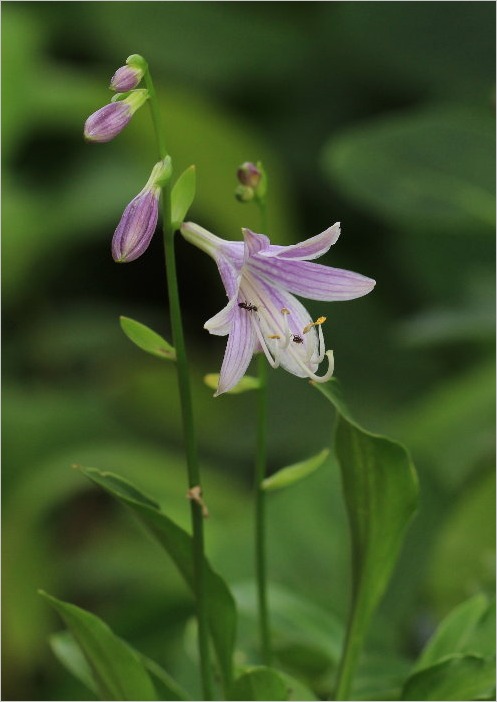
[268,334,281,339]
[281,308,290,315]
[303,316,327,334]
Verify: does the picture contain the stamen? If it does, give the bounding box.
[303,315,327,335]
[280,308,292,349]
[251,316,280,368]
[293,350,335,383]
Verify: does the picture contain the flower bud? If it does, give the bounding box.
[84,89,148,143]
[237,162,262,189]
[235,185,255,203]
[110,65,143,92]
[112,160,169,262]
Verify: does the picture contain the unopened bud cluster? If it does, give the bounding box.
[83,55,172,263]
[235,161,266,204]
[84,55,148,143]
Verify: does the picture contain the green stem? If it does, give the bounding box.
[145,67,214,701]
[254,195,272,664]
[254,354,271,664]
[334,595,364,700]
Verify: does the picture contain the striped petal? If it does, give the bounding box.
[249,257,375,301]
[216,308,257,396]
[261,223,341,261]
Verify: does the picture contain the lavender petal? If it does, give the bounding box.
[216,309,257,395]
[262,223,341,261]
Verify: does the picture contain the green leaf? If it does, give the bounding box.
[231,666,317,701]
[39,591,157,701]
[402,654,496,701]
[313,379,419,699]
[119,316,176,361]
[171,165,196,229]
[80,466,236,692]
[50,630,97,696]
[50,630,189,701]
[204,373,261,394]
[322,106,495,229]
[262,448,329,492]
[415,594,495,671]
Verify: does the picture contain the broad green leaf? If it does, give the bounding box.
[80,466,236,692]
[402,654,496,701]
[171,165,196,229]
[313,379,419,699]
[120,316,176,361]
[322,107,495,229]
[415,594,495,671]
[204,373,261,394]
[39,591,157,701]
[50,630,189,701]
[262,448,329,492]
[231,666,317,701]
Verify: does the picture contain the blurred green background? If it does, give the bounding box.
[2,2,495,700]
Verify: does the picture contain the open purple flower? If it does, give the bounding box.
[181,222,375,396]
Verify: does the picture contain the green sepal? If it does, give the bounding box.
[120,316,176,361]
[79,466,236,694]
[126,53,148,72]
[171,165,196,229]
[261,448,329,492]
[50,629,189,701]
[39,591,158,701]
[204,373,261,394]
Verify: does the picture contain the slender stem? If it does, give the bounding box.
[143,66,167,159]
[254,354,271,664]
[145,67,214,700]
[253,195,272,664]
[334,597,364,700]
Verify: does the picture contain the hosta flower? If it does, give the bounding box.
[84,90,148,143]
[181,222,375,395]
[112,159,169,262]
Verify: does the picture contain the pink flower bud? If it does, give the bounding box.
[112,160,169,262]
[84,90,148,143]
[237,162,262,189]
[110,65,143,92]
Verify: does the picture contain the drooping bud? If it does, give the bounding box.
[110,65,144,92]
[84,89,148,143]
[237,161,262,189]
[235,184,255,203]
[112,159,170,263]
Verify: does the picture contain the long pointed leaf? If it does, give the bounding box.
[80,466,236,692]
[313,379,419,699]
[40,592,157,701]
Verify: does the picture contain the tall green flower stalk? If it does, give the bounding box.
[143,59,214,700]
[253,191,272,664]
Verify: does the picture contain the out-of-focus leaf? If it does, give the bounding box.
[394,361,496,490]
[80,467,236,692]
[415,594,495,671]
[50,630,97,696]
[120,316,176,361]
[40,592,157,701]
[171,166,196,229]
[204,373,261,394]
[322,107,495,229]
[262,448,329,492]
[50,630,189,701]
[231,666,317,701]
[233,581,343,667]
[402,654,496,701]
[426,470,495,614]
[313,379,419,698]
